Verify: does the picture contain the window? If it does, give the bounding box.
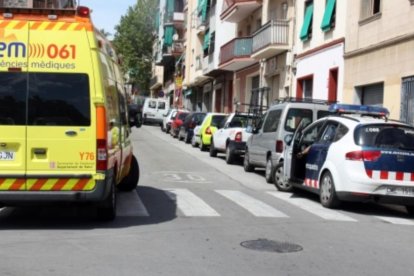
[355,83,384,106]
[300,0,313,41]
[355,124,414,150]
[211,115,226,127]
[401,76,414,126]
[158,101,166,110]
[209,32,215,54]
[360,0,381,20]
[321,0,336,32]
[148,100,157,108]
[263,110,282,133]
[297,76,313,99]
[320,122,338,143]
[285,108,313,132]
[0,72,27,125]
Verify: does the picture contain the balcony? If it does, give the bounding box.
[251,20,290,59]
[164,11,185,29]
[219,37,255,71]
[220,0,262,23]
[163,40,185,57]
[150,75,162,90]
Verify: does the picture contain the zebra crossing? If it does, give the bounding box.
[115,188,414,226]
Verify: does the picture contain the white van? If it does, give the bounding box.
[142,98,170,125]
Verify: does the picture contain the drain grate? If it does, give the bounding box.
[240,239,303,253]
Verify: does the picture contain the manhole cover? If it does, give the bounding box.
[240,239,303,253]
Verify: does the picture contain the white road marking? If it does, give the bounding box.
[164,188,220,217]
[116,191,149,217]
[216,190,288,218]
[267,191,357,222]
[375,216,414,225]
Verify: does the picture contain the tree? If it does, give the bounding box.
[113,0,157,96]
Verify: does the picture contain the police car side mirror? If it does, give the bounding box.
[284,134,293,146]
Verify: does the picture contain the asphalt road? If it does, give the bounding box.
[1,125,414,276]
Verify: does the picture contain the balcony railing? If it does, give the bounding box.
[219,37,252,65]
[220,0,261,22]
[252,20,289,53]
[164,11,185,25]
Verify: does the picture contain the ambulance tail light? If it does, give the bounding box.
[205,127,212,135]
[276,140,284,153]
[235,132,242,142]
[96,106,108,171]
[346,150,381,162]
[77,6,90,17]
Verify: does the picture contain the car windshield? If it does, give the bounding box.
[354,124,414,150]
[284,108,313,132]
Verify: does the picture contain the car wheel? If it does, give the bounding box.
[265,158,274,183]
[209,140,217,157]
[185,132,190,144]
[178,133,184,141]
[200,136,207,151]
[273,162,293,192]
[225,145,235,164]
[97,175,116,221]
[243,149,254,172]
[118,155,139,191]
[320,171,340,208]
[191,136,197,147]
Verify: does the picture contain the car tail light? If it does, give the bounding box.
[345,150,381,162]
[96,106,108,171]
[235,132,242,142]
[205,127,212,135]
[276,140,284,153]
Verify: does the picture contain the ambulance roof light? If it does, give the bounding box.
[329,104,390,118]
[77,6,90,17]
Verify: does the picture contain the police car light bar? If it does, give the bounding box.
[329,104,390,117]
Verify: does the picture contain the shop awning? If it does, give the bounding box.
[321,0,336,31]
[300,3,314,41]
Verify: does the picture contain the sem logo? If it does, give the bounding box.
[0,42,27,58]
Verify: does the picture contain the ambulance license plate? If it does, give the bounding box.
[0,151,15,160]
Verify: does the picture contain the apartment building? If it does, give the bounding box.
[293,0,345,102]
[343,0,414,123]
[219,0,294,113]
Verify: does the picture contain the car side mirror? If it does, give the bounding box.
[252,127,259,134]
[284,134,293,146]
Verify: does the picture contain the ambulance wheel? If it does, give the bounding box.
[118,155,139,191]
[274,162,293,192]
[265,158,274,183]
[97,177,116,221]
[243,149,254,172]
[320,171,340,208]
[405,206,414,216]
[209,140,217,157]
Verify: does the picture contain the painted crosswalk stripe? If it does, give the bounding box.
[116,191,149,217]
[375,216,414,225]
[216,190,288,218]
[267,191,357,222]
[164,188,220,217]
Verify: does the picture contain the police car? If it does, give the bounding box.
[282,104,414,214]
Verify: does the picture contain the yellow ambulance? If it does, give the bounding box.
[0,3,139,220]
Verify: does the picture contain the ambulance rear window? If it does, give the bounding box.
[355,124,414,150]
[0,72,90,126]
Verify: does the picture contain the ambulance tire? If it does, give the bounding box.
[273,162,293,192]
[118,155,140,191]
[97,176,116,221]
[320,171,340,208]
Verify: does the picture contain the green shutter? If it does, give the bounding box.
[203,30,210,50]
[164,26,174,46]
[155,12,160,30]
[300,3,314,41]
[198,0,208,21]
[167,0,174,13]
[321,0,336,31]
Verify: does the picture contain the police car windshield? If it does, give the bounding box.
[354,124,414,151]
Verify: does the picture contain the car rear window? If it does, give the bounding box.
[354,124,414,150]
[0,72,90,126]
[212,115,226,127]
[178,112,189,120]
[284,108,313,132]
[230,114,253,128]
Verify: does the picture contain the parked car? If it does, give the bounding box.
[282,104,414,214]
[142,98,169,125]
[244,98,332,184]
[128,103,143,128]
[198,113,227,151]
[209,113,255,164]
[178,112,206,143]
[192,125,202,147]
[170,111,190,138]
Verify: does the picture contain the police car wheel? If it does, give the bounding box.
[118,155,140,191]
[225,146,235,164]
[243,150,254,172]
[405,206,414,216]
[320,171,340,208]
[97,177,116,221]
[274,162,293,192]
[210,140,217,157]
[265,159,274,183]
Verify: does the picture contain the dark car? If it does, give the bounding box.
[178,112,206,143]
[170,111,190,138]
[128,104,142,128]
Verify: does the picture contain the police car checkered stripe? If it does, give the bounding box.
[305,178,319,189]
[366,170,414,181]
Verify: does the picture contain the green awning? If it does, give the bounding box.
[203,30,210,50]
[321,0,336,31]
[164,26,174,46]
[300,3,314,41]
[167,0,174,13]
[198,0,208,22]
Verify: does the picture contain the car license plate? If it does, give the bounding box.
[0,151,15,160]
[387,187,414,196]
